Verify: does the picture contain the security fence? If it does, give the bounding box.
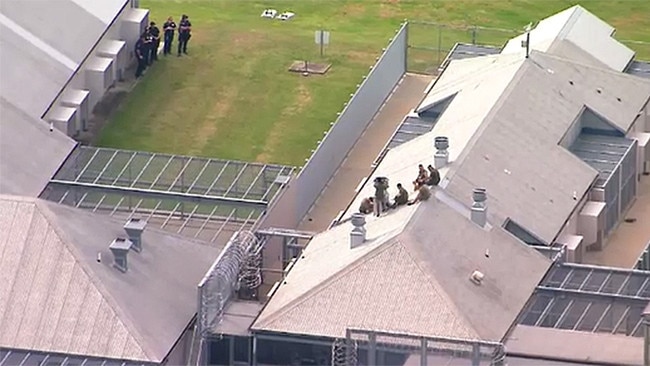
[342,328,506,366]
[197,231,261,336]
[407,20,650,75]
[407,21,517,74]
[637,240,650,271]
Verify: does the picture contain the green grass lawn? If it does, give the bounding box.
[97,0,650,166]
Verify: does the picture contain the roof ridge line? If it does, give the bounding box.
[34,200,157,362]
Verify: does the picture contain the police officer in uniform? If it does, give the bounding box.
[134,34,147,78]
[144,27,153,66]
[177,14,192,56]
[162,16,176,55]
[148,21,161,62]
[143,28,153,65]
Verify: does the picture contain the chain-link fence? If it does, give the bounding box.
[344,328,506,366]
[407,20,518,74]
[407,20,650,75]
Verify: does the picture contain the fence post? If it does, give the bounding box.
[472,26,477,45]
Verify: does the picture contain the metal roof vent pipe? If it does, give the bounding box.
[434,136,450,169]
[124,217,147,253]
[109,238,133,273]
[471,188,488,227]
[350,213,367,249]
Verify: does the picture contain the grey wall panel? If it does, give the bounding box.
[293,23,408,221]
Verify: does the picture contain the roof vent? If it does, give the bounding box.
[471,188,488,227]
[470,270,484,285]
[124,218,146,252]
[109,238,133,273]
[350,213,367,249]
[434,136,450,169]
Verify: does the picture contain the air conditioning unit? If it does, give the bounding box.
[578,201,606,251]
[47,106,78,137]
[628,132,650,175]
[556,234,584,263]
[589,188,605,202]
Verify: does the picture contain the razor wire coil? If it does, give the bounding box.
[332,338,358,366]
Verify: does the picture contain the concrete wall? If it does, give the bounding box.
[292,22,409,222]
[164,321,195,365]
[257,176,299,285]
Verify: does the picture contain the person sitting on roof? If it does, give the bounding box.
[392,183,409,207]
[359,196,374,214]
[408,182,431,205]
[426,165,441,186]
[415,164,429,186]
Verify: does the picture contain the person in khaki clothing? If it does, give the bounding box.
[359,197,374,214]
[393,183,409,207]
[408,182,431,205]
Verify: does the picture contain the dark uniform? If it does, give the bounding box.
[134,35,147,78]
[148,22,161,62]
[178,15,192,56]
[143,30,153,65]
[162,18,176,55]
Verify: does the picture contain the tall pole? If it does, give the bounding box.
[320,30,324,57]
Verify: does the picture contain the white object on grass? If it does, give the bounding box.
[261,9,277,19]
[278,12,295,21]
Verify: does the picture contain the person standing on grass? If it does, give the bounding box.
[134,34,147,78]
[177,14,192,56]
[143,28,153,65]
[162,16,176,55]
[148,21,161,62]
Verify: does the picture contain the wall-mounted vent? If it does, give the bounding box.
[124,217,146,252]
[109,238,133,273]
[470,188,487,227]
[434,136,450,169]
[350,213,367,249]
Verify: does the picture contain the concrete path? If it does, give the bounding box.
[584,173,650,268]
[298,73,433,232]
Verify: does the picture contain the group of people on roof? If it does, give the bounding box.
[358,164,440,217]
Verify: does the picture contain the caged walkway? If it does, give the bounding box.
[40,146,295,246]
[520,263,650,337]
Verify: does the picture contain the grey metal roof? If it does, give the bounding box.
[0,0,128,120]
[440,43,501,71]
[519,263,650,337]
[39,146,295,246]
[0,195,221,362]
[501,5,635,72]
[0,348,151,366]
[626,60,650,79]
[444,50,650,244]
[0,98,76,197]
[0,0,107,63]
[253,193,551,341]
[0,20,74,119]
[570,133,636,188]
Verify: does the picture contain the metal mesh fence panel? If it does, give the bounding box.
[407,21,517,74]
[197,231,259,336]
[346,329,506,366]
